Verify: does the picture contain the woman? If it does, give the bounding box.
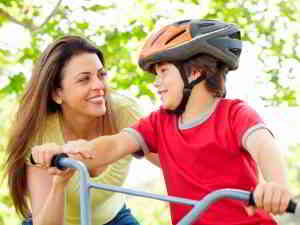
[4,36,158,225]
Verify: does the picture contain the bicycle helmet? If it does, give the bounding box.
[139,19,241,72]
[138,19,242,114]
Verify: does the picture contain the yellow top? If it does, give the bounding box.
[28,92,144,225]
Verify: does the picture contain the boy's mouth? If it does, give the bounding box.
[158,90,168,102]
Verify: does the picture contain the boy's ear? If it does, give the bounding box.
[190,69,203,81]
[51,89,62,105]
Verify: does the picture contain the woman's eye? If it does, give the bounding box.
[78,76,89,82]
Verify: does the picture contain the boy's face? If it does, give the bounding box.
[154,62,184,110]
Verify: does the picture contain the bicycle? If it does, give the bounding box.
[29,153,299,225]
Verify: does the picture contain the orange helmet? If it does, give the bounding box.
[138,19,242,73]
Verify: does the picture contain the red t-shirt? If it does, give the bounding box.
[125,99,277,225]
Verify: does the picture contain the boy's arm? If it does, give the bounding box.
[244,128,292,214]
[83,132,141,169]
[32,132,141,170]
[245,128,288,185]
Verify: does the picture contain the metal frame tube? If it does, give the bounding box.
[178,189,251,225]
[59,158,91,225]
[57,157,298,225]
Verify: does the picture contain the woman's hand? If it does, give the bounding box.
[32,143,64,167]
[245,182,293,216]
[48,167,76,187]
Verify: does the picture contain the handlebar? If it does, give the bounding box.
[30,153,300,225]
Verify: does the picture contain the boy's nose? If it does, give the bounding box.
[154,77,161,88]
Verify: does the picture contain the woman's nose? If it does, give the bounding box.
[92,77,104,90]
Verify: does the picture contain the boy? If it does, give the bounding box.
[33,19,292,225]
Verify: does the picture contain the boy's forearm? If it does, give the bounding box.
[257,146,288,186]
[71,133,139,170]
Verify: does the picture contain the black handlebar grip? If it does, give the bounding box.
[249,192,297,214]
[30,153,68,170]
[30,154,36,165]
[50,153,68,170]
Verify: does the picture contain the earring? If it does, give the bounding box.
[56,99,62,104]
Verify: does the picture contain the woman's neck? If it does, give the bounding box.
[59,112,102,141]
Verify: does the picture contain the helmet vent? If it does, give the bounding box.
[196,23,214,28]
[229,48,241,56]
[165,30,186,45]
[151,29,167,46]
[229,31,241,40]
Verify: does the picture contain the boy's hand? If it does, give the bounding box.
[63,139,96,159]
[245,182,293,216]
[31,140,96,168]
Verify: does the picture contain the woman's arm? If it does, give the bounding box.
[245,128,292,215]
[27,166,65,225]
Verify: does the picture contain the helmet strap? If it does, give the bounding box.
[167,63,206,115]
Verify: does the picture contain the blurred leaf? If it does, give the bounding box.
[0,73,26,98]
[82,4,115,11]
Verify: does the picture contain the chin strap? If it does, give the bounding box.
[167,63,206,115]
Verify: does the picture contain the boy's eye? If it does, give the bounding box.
[160,66,169,74]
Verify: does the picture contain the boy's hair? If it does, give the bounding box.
[181,54,228,97]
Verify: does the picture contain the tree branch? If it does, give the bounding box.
[0,8,37,30]
[0,0,63,32]
[33,0,63,32]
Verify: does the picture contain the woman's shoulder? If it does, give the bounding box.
[110,91,140,108]
[110,91,147,117]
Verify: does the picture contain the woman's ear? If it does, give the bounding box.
[51,89,62,105]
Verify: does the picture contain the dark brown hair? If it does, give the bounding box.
[182,54,229,97]
[4,35,118,217]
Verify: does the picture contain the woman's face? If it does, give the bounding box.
[53,52,107,120]
[154,62,184,110]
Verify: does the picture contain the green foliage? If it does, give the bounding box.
[0,73,26,99]
[0,96,19,225]
[0,0,298,105]
[82,4,115,12]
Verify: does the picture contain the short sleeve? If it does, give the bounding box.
[123,110,160,157]
[230,101,272,149]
